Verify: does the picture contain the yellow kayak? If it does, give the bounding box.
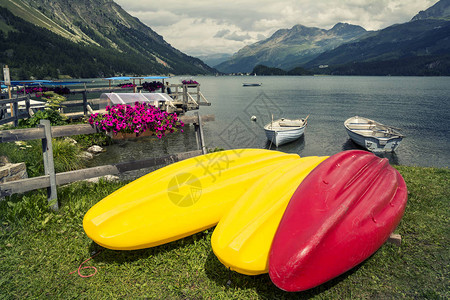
[83,149,300,250]
[211,156,328,275]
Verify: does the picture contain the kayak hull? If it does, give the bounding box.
[269,150,408,291]
[83,149,300,250]
[212,156,328,275]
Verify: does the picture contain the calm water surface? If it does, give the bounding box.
[90,76,450,172]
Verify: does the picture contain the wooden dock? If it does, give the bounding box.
[168,83,211,114]
[1,81,212,124]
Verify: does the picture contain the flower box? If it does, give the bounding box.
[109,130,156,140]
[89,102,184,140]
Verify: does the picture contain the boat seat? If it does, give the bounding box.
[347,125,372,130]
[279,120,304,127]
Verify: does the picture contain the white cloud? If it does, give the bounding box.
[114,0,440,56]
[225,32,252,42]
[214,29,231,38]
[129,10,179,27]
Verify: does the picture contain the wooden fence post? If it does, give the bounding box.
[0,96,5,120]
[13,98,19,127]
[82,90,88,116]
[183,85,188,107]
[195,113,207,154]
[194,122,200,151]
[25,95,31,119]
[197,84,200,104]
[39,120,58,210]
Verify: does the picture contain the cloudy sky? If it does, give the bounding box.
[115,0,439,57]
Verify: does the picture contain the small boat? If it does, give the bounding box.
[242,83,262,87]
[344,116,404,152]
[264,116,308,147]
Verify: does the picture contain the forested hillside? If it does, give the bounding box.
[0,0,214,79]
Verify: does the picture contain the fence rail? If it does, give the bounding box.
[0,87,132,126]
[0,114,215,143]
[0,150,202,198]
[0,113,213,209]
[0,95,31,126]
[1,83,210,125]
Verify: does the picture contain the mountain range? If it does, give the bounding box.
[215,23,368,73]
[215,0,450,75]
[305,18,450,76]
[0,0,214,79]
[195,53,232,69]
[0,0,449,78]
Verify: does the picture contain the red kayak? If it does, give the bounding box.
[269,150,407,292]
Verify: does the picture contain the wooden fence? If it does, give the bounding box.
[0,87,134,126]
[0,95,32,127]
[0,113,214,210]
[0,83,210,124]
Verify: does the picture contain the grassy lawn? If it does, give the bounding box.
[0,166,448,299]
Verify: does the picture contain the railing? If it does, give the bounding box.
[0,86,136,126]
[64,86,136,116]
[0,113,214,210]
[0,84,211,126]
[170,83,211,109]
[0,95,31,126]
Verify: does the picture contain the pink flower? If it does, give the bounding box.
[88,102,184,137]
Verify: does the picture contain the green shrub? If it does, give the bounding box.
[52,139,85,172]
[72,133,112,148]
[18,109,68,127]
[18,91,68,127]
[208,147,224,153]
[41,91,66,111]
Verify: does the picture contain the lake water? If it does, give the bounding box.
[89,76,450,172]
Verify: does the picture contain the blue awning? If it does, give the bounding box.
[1,80,53,86]
[103,76,170,81]
[43,81,89,86]
[138,76,170,80]
[0,80,89,86]
[103,76,134,81]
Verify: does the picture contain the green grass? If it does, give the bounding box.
[0,128,110,177]
[0,166,448,299]
[0,138,85,177]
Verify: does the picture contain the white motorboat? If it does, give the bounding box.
[344,116,404,152]
[264,116,308,147]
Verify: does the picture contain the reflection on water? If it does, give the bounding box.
[378,152,400,166]
[341,139,400,165]
[342,138,362,151]
[265,135,306,153]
